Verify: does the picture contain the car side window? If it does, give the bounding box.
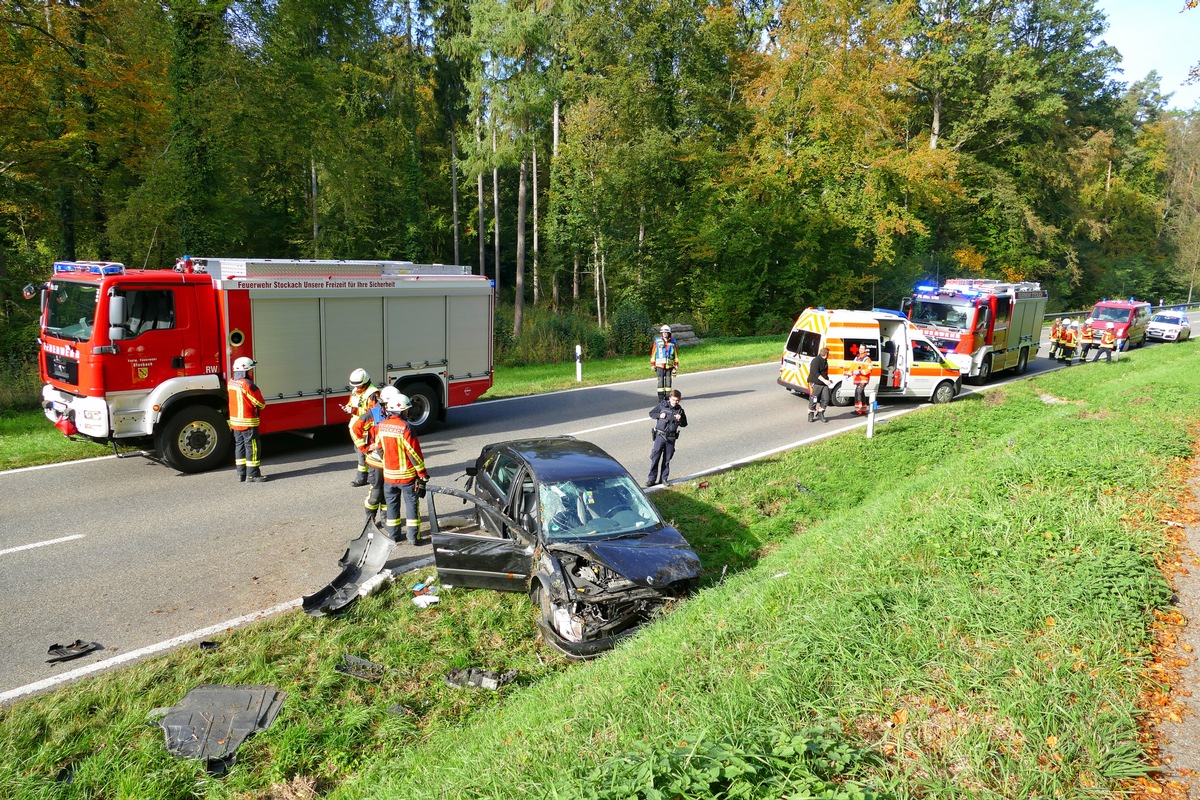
[485,453,519,498]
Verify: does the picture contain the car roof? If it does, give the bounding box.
[484,437,631,482]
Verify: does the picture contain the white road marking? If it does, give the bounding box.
[1,451,151,476]
[569,417,649,436]
[0,534,85,557]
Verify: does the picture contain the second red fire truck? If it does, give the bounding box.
[26,257,494,472]
[902,278,1048,383]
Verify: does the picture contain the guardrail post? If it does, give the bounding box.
[866,392,877,439]
[575,344,582,382]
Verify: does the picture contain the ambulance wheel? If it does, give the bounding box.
[400,382,440,434]
[931,381,956,404]
[830,382,853,407]
[159,405,231,473]
[1015,348,1029,375]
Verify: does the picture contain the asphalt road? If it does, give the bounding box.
[1,317,1192,701]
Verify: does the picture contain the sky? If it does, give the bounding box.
[1097,0,1199,110]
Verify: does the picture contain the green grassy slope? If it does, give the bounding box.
[1,341,1194,799]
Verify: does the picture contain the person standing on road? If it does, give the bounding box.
[647,389,687,488]
[1079,319,1095,361]
[351,386,385,528]
[851,346,872,415]
[651,325,679,400]
[1048,318,1062,360]
[1091,322,1117,362]
[344,368,378,487]
[377,389,430,545]
[228,356,267,482]
[808,347,833,423]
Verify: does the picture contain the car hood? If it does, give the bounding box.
[548,527,701,588]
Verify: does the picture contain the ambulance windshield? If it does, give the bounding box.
[911,299,973,332]
[45,282,98,343]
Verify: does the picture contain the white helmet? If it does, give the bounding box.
[349,368,371,387]
[379,386,401,407]
[660,325,672,334]
[233,356,256,372]
[385,390,411,413]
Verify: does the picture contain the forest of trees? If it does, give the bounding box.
[2,0,1199,364]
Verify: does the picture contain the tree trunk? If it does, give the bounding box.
[311,157,319,255]
[451,127,460,266]
[476,114,485,275]
[492,125,501,292]
[514,157,527,337]
[592,234,601,326]
[930,90,941,150]
[532,142,539,305]
[573,254,579,302]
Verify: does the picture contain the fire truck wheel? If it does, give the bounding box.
[399,382,440,434]
[1015,348,1029,375]
[931,381,956,404]
[970,355,992,385]
[158,406,232,473]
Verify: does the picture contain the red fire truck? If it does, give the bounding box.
[25,257,494,472]
[902,278,1048,383]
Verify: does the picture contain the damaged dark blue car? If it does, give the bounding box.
[427,437,702,658]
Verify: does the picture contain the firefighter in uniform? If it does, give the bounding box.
[377,389,429,545]
[1079,319,1095,360]
[1058,320,1077,364]
[1048,318,1062,360]
[351,385,384,527]
[1091,322,1117,362]
[228,356,266,482]
[851,346,872,415]
[344,368,378,487]
[650,325,678,400]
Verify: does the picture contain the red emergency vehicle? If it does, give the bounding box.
[1088,298,1151,350]
[27,257,494,472]
[903,278,1048,383]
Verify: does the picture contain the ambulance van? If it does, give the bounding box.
[777,308,962,406]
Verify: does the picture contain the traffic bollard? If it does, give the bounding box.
[575,344,582,382]
[866,392,877,438]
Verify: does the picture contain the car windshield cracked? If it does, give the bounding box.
[426,437,702,658]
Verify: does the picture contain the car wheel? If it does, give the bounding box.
[158,405,231,473]
[397,381,440,434]
[1015,348,1029,375]
[931,381,956,404]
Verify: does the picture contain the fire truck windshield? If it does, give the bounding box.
[45,282,99,342]
[1092,306,1132,323]
[911,299,973,331]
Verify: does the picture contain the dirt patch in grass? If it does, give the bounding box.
[1079,409,1111,420]
[982,389,1007,407]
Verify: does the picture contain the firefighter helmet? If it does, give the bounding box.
[379,386,401,407]
[1071,320,1079,328]
[349,368,371,387]
[233,356,256,372]
[660,325,671,334]
[1106,322,1115,329]
[384,390,411,413]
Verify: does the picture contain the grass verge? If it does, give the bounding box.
[1,341,1195,799]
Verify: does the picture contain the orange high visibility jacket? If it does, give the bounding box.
[1050,320,1061,342]
[852,356,872,386]
[1080,326,1094,344]
[377,416,428,484]
[1099,330,1117,349]
[227,378,265,430]
[352,406,385,469]
[1061,329,1076,347]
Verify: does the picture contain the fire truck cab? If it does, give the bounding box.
[778,308,961,405]
[903,279,1047,383]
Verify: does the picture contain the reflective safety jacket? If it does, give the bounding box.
[1080,326,1094,344]
[1061,329,1076,348]
[227,377,265,430]
[851,355,872,386]
[650,336,678,369]
[1099,330,1117,349]
[346,383,378,417]
[377,415,428,484]
[353,405,386,468]
[1049,320,1061,343]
